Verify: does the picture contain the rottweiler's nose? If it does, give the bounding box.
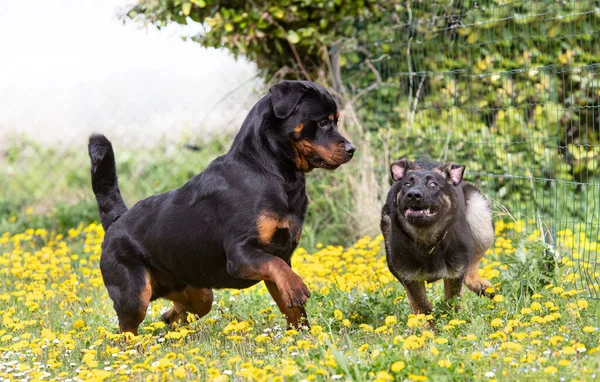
[406,190,422,201]
[344,142,356,155]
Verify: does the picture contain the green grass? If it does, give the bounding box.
[0,134,362,247]
[0,220,598,381]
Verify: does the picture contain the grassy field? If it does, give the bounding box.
[0,134,365,248]
[0,217,599,381]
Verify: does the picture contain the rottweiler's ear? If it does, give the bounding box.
[390,159,413,182]
[269,81,308,119]
[437,163,465,186]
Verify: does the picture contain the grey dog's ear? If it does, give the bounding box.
[269,81,309,119]
[390,159,416,182]
[436,162,466,186]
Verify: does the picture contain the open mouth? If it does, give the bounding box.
[405,207,437,218]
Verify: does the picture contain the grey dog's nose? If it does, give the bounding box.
[406,190,422,201]
[344,142,356,155]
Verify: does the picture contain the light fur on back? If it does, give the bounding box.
[464,189,494,253]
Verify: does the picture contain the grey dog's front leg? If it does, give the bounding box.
[401,279,434,314]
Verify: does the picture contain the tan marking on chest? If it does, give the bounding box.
[257,211,299,245]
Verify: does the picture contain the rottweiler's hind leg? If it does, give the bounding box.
[104,267,152,336]
[162,287,213,325]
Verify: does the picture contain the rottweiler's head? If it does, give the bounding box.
[389,159,465,227]
[270,80,355,172]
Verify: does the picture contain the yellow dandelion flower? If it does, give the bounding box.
[471,352,484,361]
[334,309,343,320]
[549,336,564,345]
[408,374,428,381]
[385,315,397,326]
[543,366,558,374]
[391,361,405,372]
[375,371,393,382]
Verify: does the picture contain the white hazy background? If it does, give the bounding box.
[0,0,261,148]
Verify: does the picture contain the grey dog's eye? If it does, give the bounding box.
[429,182,437,188]
[318,120,328,128]
[404,182,412,187]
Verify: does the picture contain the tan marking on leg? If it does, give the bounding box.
[140,271,152,310]
[182,287,213,318]
[163,287,213,325]
[265,280,309,329]
[464,250,495,298]
[118,270,152,335]
[161,302,186,324]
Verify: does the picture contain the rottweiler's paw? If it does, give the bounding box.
[278,274,311,308]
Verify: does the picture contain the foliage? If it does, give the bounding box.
[127,0,391,81]
[0,135,360,246]
[128,0,600,233]
[342,0,600,231]
[0,220,598,380]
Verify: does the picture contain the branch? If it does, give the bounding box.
[261,12,312,81]
[350,57,384,104]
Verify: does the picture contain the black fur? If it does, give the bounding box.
[88,134,128,231]
[88,80,355,334]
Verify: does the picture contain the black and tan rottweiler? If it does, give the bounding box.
[380,158,495,316]
[88,80,355,334]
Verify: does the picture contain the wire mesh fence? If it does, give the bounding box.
[1,1,598,298]
[343,0,599,297]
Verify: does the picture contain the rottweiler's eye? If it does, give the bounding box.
[318,120,329,128]
[429,182,437,189]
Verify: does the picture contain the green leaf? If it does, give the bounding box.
[190,0,206,7]
[181,2,191,16]
[287,30,300,44]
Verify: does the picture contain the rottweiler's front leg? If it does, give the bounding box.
[265,280,309,329]
[226,244,311,311]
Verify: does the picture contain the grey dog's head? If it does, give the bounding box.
[389,159,465,227]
